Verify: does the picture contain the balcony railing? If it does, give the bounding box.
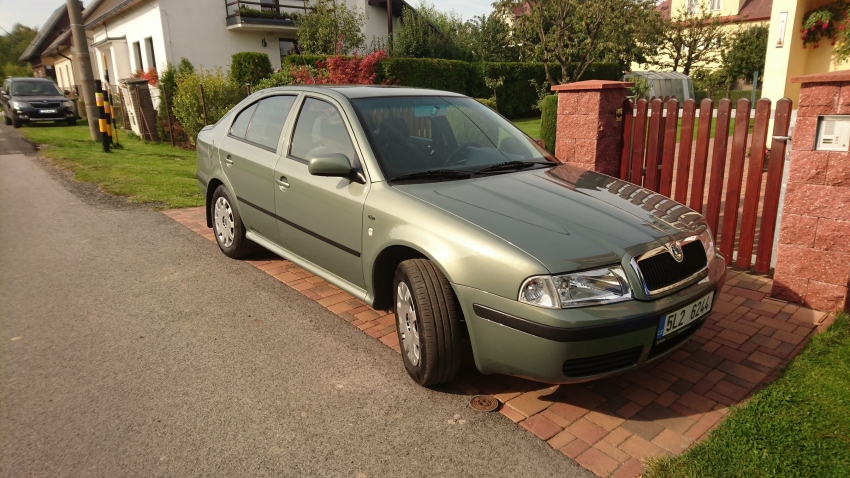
[225,0,311,28]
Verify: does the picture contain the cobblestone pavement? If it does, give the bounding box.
[165,206,834,477]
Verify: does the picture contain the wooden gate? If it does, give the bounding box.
[619,97,793,273]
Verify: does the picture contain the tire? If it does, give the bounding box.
[11,116,21,128]
[394,259,462,386]
[211,185,255,259]
[3,112,10,126]
[66,118,76,126]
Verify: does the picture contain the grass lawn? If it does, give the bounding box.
[19,122,203,209]
[512,117,541,138]
[645,311,850,478]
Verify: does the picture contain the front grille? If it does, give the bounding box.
[28,101,61,108]
[562,346,642,378]
[637,241,707,293]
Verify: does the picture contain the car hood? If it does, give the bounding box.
[393,164,705,273]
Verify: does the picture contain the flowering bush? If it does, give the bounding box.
[287,50,389,85]
[133,67,159,86]
[801,1,849,56]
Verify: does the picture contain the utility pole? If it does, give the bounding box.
[66,0,99,140]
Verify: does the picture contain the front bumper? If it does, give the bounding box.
[12,106,76,123]
[456,255,726,384]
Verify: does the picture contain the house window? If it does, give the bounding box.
[133,41,143,71]
[144,37,156,70]
[711,0,721,11]
[687,0,698,13]
[66,65,73,87]
[279,40,297,62]
[59,68,67,88]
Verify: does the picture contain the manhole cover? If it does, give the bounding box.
[469,395,499,412]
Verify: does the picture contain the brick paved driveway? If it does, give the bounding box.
[166,207,833,477]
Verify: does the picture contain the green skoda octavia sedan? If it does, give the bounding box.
[195,86,726,387]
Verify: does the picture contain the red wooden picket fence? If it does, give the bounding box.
[618,97,793,273]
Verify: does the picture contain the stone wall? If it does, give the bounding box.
[771,70,850,311]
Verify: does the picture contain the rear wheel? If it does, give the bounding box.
[394,259,462,386]
[211,185,255,258]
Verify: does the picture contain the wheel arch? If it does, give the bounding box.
[205,178,225,228]
[370,245,431,311]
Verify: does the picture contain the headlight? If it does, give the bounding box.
[61,100,73,107]
[11,100,25,109]
[519,266,633,309]
[697,225,716,263]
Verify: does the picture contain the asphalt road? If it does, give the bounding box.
[0,124,591,477]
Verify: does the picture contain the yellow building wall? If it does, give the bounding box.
[762,0,850,106]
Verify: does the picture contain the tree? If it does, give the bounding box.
[0,23,38,78]
[296,0,366,55]
[390,3,472,60]
[722,25,769,82]
[496,0,659,85]
[467,12,520,62]
[647,1,727,76]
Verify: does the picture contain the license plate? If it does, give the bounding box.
[40,109,57,114]
[656,292,713,339]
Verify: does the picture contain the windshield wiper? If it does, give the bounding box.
[473,160,555,176]
[389,169,472,182]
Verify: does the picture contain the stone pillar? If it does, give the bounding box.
[771,70,850,311]
[120,78,159,141]
[551,80,633,177]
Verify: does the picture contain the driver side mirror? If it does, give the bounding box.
[308,153,355,178]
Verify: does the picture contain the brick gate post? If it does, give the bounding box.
[551,80,633,177]
[771,70,850,311]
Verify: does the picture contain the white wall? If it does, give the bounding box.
[90,0,168,84]
[352,0,397,50]
[160,0,292,72]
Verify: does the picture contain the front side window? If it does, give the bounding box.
[289,98,356,162]
[351,96,554,179]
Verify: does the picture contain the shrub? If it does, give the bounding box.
[230,52,272,86]
[158,58,195,146]
[540,94,558,154]
[254,69,297,90]
[475,98,496,110]
[173,67,246,144]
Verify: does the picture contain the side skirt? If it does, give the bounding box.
[246,231,372,305]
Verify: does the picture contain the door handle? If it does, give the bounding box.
[276,176,290,189]
[224,155,233,165]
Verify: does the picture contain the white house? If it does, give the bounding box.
[34,0,411,89]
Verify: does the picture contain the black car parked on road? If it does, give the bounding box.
[1,77,77,128]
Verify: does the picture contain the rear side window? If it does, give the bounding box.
[245,96,296,150]
[229,103,258,139]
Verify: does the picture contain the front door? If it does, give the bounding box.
[274,96,368,288]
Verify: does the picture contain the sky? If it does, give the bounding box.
[0,0,496,33]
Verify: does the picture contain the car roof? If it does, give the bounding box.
[263,85,467,100]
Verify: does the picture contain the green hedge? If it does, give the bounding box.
[540,95,558,154]
[230,52,272,86]
[281,55,622,118]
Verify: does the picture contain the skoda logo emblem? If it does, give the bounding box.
[668,241,684,262]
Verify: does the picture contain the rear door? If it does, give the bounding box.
[217,95,297,242]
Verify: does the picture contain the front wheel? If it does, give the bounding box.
[211,185,255,258]
[3,112,10,125]
[394,259,462,386]
[11,115,21,128]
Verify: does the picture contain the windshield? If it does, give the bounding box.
[11,80,63,96]
[350,96,555,180]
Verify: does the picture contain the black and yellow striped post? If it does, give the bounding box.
[94,80,110,152]
[103,88,113,145]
